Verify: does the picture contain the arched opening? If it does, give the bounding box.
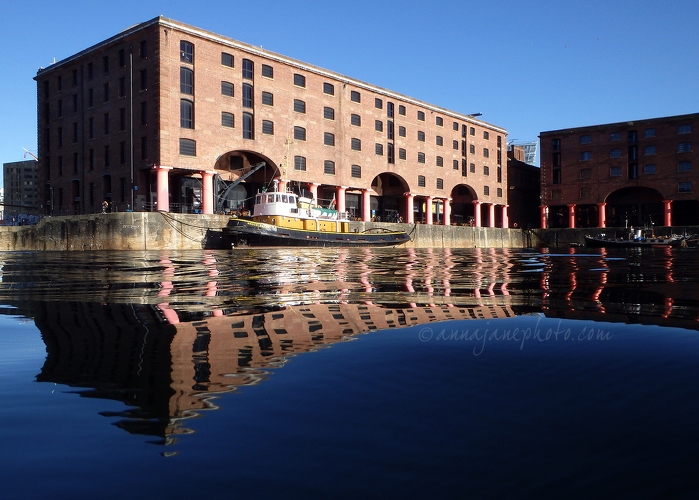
[605,186,663,227]
[450,184,477,225]
[369,173,409,222]
[213,151,280,214]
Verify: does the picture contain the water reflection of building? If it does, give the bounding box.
[34,300,515,446]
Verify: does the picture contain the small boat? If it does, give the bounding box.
[224,187,411,247]
[584,229,688,248]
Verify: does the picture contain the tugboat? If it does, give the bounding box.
[584,227,689,248]
[224,183,411,247]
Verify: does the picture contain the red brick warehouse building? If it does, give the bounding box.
[34,16,509,226]
[539,113,699,229]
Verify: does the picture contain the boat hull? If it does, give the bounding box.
[224,218,410,247]
[584,236,683,248]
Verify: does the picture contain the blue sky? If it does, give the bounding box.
[2,0,699,183]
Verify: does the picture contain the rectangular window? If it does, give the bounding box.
[242,83,253,108]
[610,148,621,159]
[141,40,148,59]
[644,145,656,155]
[261,64,273,78]
[87,62,93,80]
[483,131,490,140]
[89,148,94,170]
[417,131,425,141]
[436,156,443,167]
[324,107,335,120]
[261,120,274,135]
[351,138,361,151]
[324,160,335,175]
[483,148,489,158]
[104,112,110,134]
[610,132,620,141]
[119,108,126,131]
[293,73,306,87]
[453,159,459,170]
[644,128,655,138]
[104,145,110,168]
[119,77,126,97]
[484,165,490,176]
[436,178,444,189]
[375,98,383,109]
[579,168,591,179]
[435,116,443,127]
[375,120,383,132]
[580,187,592,199]
[88,88,94,107]
[644,164,656,174]
[119,141,126,164]
[294,99,306,113]
[679,124,692,134]
[417,152,425,163]
[497,188,503,198]
[387,143,395,164]
[294,156,306,171]
[119,49,126,67]
[678,161,692,172]
[579,135,591,144]
[580,151,592,161]
[221,81,234,97]
[399,126,406,137]
[322,82,335,95]
[399,148,406,160]
[469,144,475,154]
[387,121,394,140]
[678,142,692,152]
[470,127,476,136]
[222,112,234,128]
[242,59,253,79]
[484,186,490,196]
[417,110,425,121]
[88,117,94,139]
[375,143,383,155]
[350,91,360,103]
[679,181,692,192]
[470,163,476,173]
[222,52,234,67]
[551,189,562,200]
[324,132,335,146]
[398,105,406,116]
[387,102,394,118]
[261,91,273,106]
[418,175,426,187]
[453,140,458,150]
[103,82,110,102]
[610,166,622,177]
[294,126,306,141]
[436,136,443,146]
[351,165,361,178]
[351,113,361,126]
[181,68,194,94]
[140,69,148,91]
[243,112,254,139]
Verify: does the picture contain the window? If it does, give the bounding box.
[610,148,621,159]
[323,82,334,95]
[388,143,395,164]
[324,160,335,175]
[417,152,425,163]
[551,189,562,200]
[262,120,274,135]
[469,144,475,154]
[293,73,306,87]
[351,165,361,178]
[579,134,591,144]
[679,124,692,134]
[436,178,444,189]
[324,107,335,120]
[579,168,591,179]
[580,187,592,199]
[580,151,592,161]
[436,116,443,127]
[104,145,110,167]
[628,130,637,143]
[351,114,361,126]
[222,52,234,67]
[242,59,253,79]
[103,82,110,102]
[375,120,383,132]
[644,164,656,174]
[242,83,253,108]
[483,148,489,158]
[87,62,93,80]
[351,138,361,151]
[88,88,94,107]
[119,49,126,67]
[453,140,458,150]
[104,112,111,133]
[644,145,656,155]
[483,131,490,140]
[644,128,655,138]
[350,90,360,103]
[436,156,443,167]
[470,127,476,136]
[89,149,94,170]
[221,81,234,97]
[119,77,126,97]
[679,181,692,193]
[497,188,503,198]
[180,41,194,63]
[453,159,459,170]
[399,148,406,160]
[484,186,490,196]
[399,126,406,137]
[678,142,692,152]
[261,91,273,106]
[222,112,234,128]
[180,100,193,128]
[243,112,254,139]
[140,40,147,58]
[387,121,394,139]
[387,102,394,118]
[294,126,306,141]
[375,143,383,155]
[294,99,306,113]
[610,166,622,177]
[470,163,476,173]
[417,131,425,141]
[140,69,147,90]
[484,165,490,176]
[610,132,621,141]
[375,98,383,109]
[294,156,306,171]
[436,136,443,146]
[180,138,196,156]
[181,68,194,95]
[88,117,94,138]
[417,110,425,121]
[398,105,406,116]
[261,64,273,78]
[324,132,335,146]
[678,161,692,172]
[418,175,426,187]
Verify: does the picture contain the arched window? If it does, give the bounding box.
[243,112,254,139]
[180,67,193,94]
[180,41,194,63]
[242,59,254,79]
[242,83,253,108]
[180,99,193,129]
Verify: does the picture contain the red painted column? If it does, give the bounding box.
[443,198,451,226]
[568,204,576,228]
[201,170,215,214]
[362,189,371,221]
[336,186,347,214]
[663,200,672,226]
[425,196,434,225]
[308,182,319,202]
[488,203,495,228]
[597,203,606,228]
[155,166,172,212]
[501,205,509,228]
[405,193,414,223]
[540,205,548,229]
[473,201,482,227]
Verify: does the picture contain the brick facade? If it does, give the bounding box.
[540,113,699,228]
[35,16,508,226]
